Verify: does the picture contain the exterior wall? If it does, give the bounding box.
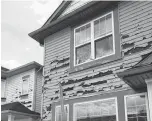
[43,1,152,120]
[5,69,35,110]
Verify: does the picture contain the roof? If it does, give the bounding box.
[42,1,71,27]
[29,1,114,45]
[1,61,42,78]
[1,67,9,71]
[117,52,152,90]
[1,102,40,116]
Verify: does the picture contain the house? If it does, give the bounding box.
[29,1,152,121]
[1,61,43,121]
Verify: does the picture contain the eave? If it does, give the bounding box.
[117,63,152,91]
[1,61,42,78]
[29,1,114,45]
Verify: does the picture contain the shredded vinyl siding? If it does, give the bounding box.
[42,1,152,120]
[5,69,35,110]
[35,71,43,113]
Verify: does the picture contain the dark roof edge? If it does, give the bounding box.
[1,61,43,78]
[1,110,40,117]
[42,1,71,27]
[1,67,9,71]
[117,63,152,78]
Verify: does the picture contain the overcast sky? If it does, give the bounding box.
[1,0,62,69]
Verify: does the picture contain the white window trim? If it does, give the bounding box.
[21,75,30,95]
[73,97,119,121]
[1,80,6,98]
[124,93,150,121]
[74,11,115,66]
[55,104,69,121]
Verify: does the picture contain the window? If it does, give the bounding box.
[125,94,149,121]
[22,75,29,95]
[74,12,114,66]
[55,105,69,121]
[1,80,6,98]
[74,98,118,121]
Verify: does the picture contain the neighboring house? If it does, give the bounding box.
[29,1,152,121]
[1,61,43,121]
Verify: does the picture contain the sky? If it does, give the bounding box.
[1,0,62,69]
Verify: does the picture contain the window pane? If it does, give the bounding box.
[127,107,136,118]
[138,117,147,121]
[94,20,100,39]
[106,14,112,33]
[100,17,106,36]
[126,94,148,121]
[56,105,69,121]
[94,14,112,39]
[137,105,147,116]
[74,98,117,121]
[126,96,136,107]
[94,17,106,39]
[75,24,91,46]
[128,117,137,121]
[95,35,113,58]
[76,43,91,64]
[136,95,146,106]
[76,104,87,118]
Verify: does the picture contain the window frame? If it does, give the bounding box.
[55,104,69,121]
[124,93,150,121]
[73,11,115,66]
[21,75,30,95]
[73,97,119,121]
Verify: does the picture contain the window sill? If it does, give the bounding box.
[69,53,122,74]
[20,94,28,97]
[1,97,6,100]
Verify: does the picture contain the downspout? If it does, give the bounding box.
[33,66,43,112]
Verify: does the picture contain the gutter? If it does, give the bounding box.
[1,110,40,117]
[117,63,152,78]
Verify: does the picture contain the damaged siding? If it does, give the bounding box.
[42,1,152,120]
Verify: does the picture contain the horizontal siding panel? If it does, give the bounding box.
[122,29,152,42]
[119,2,150,17]
[45,36,70,47]
[119,9,152,26]
[119,1,149,13]
[120,17,152,33]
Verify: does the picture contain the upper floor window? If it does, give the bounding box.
[74,12,114,66]
[73,98,118,121]
[22,75,29,95]
[1,80,6,98]
[55,105,69,121]
[125,93,149,121]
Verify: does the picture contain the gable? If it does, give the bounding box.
[42,1,92,27]
[58,0,92,18]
